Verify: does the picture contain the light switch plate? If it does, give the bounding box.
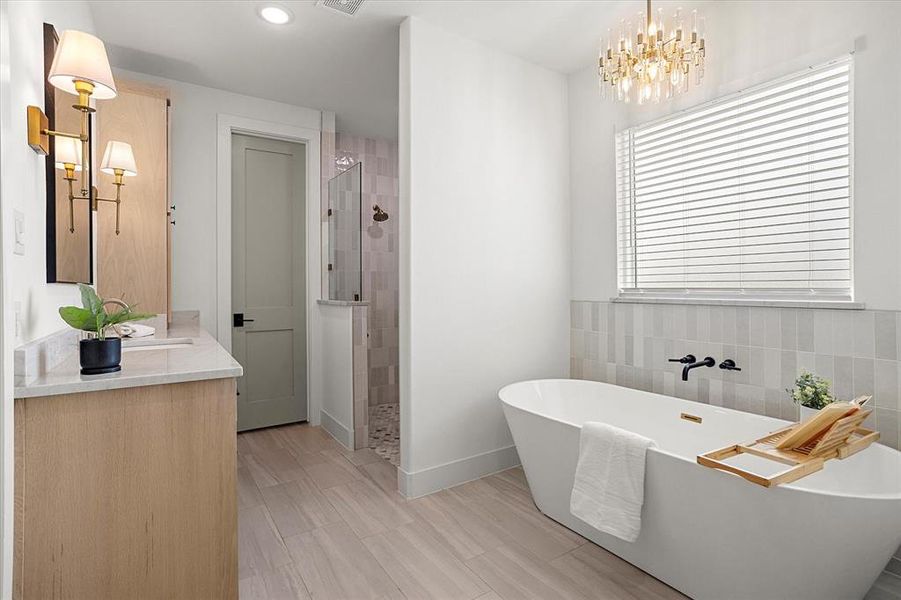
[14,301,22,342]
[13,209,25,255]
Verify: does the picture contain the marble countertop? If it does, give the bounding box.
[14,318,243,399]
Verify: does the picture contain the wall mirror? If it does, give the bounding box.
[44,22,94,284]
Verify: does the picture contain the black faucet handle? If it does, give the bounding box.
[669,354,696,364]
[719,359,741,371]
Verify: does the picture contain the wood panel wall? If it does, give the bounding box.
[14,379,238,599]
[96,79,169,315]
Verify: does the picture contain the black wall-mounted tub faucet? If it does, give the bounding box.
[682,356,716,381]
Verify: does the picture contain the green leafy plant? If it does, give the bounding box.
[59,284,155,340]
[787,370,835,410]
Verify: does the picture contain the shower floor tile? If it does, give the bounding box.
[369,403,399,466]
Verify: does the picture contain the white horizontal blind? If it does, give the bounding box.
[617,58,852,299]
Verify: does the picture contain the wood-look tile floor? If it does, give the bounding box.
[238,423,687,600]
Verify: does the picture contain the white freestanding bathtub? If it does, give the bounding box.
[500,379,901,600]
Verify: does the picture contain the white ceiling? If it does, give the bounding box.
[88,1,657,139]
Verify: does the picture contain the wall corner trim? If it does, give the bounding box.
[320,409,354,450]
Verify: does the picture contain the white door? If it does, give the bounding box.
[232,134,307,431]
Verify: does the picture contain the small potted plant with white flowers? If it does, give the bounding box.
[787,370,835,421]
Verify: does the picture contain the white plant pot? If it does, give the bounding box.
[799,405,820,421]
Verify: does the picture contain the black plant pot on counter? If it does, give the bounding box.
[79,337,122,375]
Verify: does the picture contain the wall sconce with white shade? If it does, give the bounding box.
[97,141,138,235]
[54,136,83,233]
[27,29,137,236]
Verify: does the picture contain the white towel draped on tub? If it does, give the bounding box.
[570,421,657,543]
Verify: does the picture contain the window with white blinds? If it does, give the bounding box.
[616,58,853,300]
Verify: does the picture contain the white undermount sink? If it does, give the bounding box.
[121,337,194,352]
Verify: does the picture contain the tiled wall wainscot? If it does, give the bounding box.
[570,301,901,450]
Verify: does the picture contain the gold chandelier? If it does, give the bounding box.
[599,0,706,104]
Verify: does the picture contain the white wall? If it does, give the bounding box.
[112,69,322,336]
[570,0,901,311]
[0,1,96,595]
[399,17,570,496]
[318,304,354,448]
[3,1,96,345]
[0,5,9,594]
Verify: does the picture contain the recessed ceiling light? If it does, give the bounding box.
[258,4,294,25]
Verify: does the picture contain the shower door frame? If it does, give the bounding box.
[327,162,363,302]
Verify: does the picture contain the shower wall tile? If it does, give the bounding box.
[570,301,901,450]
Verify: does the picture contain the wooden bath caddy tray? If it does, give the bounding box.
[697,404,879,488]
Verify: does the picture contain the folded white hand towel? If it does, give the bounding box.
[120,323,156,338]
[570,421,656,543]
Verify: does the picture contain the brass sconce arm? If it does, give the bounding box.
[62,166,126,236]
[29,100,92,199]
[27,104,90,154]
[63,172,89,233]
[93,182,123,236]
[44,129,88,141]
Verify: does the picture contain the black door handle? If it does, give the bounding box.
[233,313,255,327]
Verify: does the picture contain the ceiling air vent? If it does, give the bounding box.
[316,0,366,17]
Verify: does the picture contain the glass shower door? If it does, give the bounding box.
[327,162,362,301]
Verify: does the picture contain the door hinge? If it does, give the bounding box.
[328,263,333,271]
[327,208,333,216]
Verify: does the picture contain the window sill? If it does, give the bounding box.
[610,296,866,310]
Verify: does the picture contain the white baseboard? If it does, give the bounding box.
[398,444,520,498]
[320,409,353,450]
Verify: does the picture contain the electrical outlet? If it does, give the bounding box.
[13,209,25,255]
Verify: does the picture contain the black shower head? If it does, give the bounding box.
[373,204,389,222]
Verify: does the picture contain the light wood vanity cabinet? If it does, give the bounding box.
[96,79,172,319]
[13,378,238,599]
